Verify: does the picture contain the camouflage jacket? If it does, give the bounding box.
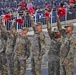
[46,20,61,61]
[32,32,45,56]
[61,35,76,64]
[1,21,17,55]
[14,34,31,59]
[65,35,76,64]
[0,24,8,53]
[5,33,16,55]
[56,16,76,65]
[30,16,45,57]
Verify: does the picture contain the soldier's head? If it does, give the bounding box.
[21,27,29,35]
[36,22,42,33]
[53,28,61,39]
[64,24,74,35]
[54,31,61,39]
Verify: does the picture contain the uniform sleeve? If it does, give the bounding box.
[46,19,53,39]
[30,15,36,33]
[73,36,76,50]
[46,20,52,35]
[64,48,74,63]
[1,22,8,39]
[40,34,45,56]
[10,20,15,29]
[25,40,31,59]
[57,16,62,31]
[57,16,66,37]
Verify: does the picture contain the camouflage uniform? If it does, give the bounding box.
[30,17,45,75]
[0,24,8,75]
[57,16,66,75]
[64,35,76,75]
[46,20,61,75]
[60,34,70,75]
[57,17,76,75]
[14,33,31,75]
[60,34,76,75]
[6,33,16,75]
[2,21,16,75]
[60,33,76,75]
[0,36,7,75]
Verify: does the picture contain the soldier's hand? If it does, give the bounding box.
[12,19,15,23]
[2,19,5,22]
[22,57,27,61]
[57,15,59,19]
[20,57,26,61]
[38,56,42,60]
[2,18,6,26]
[63,60,68,66]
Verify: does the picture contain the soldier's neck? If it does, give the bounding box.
[66,31,73,36]
[21,33,27,37]
[36,30,42,34]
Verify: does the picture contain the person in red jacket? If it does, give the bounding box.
[69,0,76,4]
[18,0,27,10]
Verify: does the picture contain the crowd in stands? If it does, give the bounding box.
[0,0,76,29]
[0,0,76,15]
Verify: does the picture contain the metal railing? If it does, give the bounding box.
[5,7,76,31]
[0,2,18,8]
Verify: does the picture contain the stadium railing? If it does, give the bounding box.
[5,7,76,32]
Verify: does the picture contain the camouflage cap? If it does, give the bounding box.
[53,28,58,32]
[21,27,29,31]
[36,22,43,26]
[64,23,74,29]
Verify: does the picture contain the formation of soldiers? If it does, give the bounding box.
[0,11,76,75]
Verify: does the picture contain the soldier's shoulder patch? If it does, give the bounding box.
[40,33,45,40]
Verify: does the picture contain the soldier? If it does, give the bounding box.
[56,15,66,75]
[46,19,61,75]
[2,19,16,75]
[30,15,45,75]
[57,15,76,75]
[0,21,8,75]
[14,27,31,75]
[63,24,76,75]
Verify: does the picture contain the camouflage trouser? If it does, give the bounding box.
[65,63,74,75]
[31,56,42,75]
[0,52,8,75]
[7,53,14,75]
[48,59,60,75]
[14,58,26,75]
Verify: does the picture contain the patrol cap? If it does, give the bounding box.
[53,28,58,32]
[36,22,43,27]
[64,24,74,29]
[21,27,29,31]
